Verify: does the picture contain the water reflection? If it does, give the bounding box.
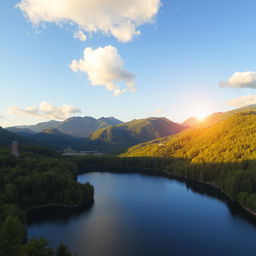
[178,177,256,226]
[28,172,256,256]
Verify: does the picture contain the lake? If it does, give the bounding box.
[28,172,256,256]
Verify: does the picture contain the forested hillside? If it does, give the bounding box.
[0,146,94,255]
[122,112,256,214]
[89,117,185,151]
[123,113,256,162]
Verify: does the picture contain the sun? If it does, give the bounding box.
[195,112,207,120]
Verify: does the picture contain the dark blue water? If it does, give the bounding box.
[28,172,256,256]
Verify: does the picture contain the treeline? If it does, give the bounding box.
[74,155,179,173]
[0,147,94,256]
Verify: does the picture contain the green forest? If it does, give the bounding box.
[0,146,94,256]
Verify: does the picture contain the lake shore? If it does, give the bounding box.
[25,198,94,216]
[78,167,256,218]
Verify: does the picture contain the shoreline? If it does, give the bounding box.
[78,167,256,218]
[160,170,256,218]
[25,199,94,215]
[24,167,256,221]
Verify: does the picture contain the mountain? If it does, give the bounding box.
[182,117,200,127]
[97,117,122,129]
[26,129,91,151]
[224,104,256,116]
[7,117,183,153]
[182,105,256,128]
[122,110,256,163]
[13,120,61,133]
[1,126,89,151]
[57,116,122,137]
[15,127,117,152]
[89,117,185,152]
[7,116,123,138]
[7,127,36,135]
[0,127,38,147]
[182,112,224,128]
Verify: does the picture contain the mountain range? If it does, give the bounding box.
[3,116,185,153]
[8,116,122,138]
[3,106,256,155]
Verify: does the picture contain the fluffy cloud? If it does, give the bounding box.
[70,45,136,96]
[73,30,87,41]
[220,71,256,89]
[17,0,161,42]
[227,95,256,107]
[9,102,81,120]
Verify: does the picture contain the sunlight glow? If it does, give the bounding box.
[195,112,208,120]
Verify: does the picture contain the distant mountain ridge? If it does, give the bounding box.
[7,116,123,138]
[3,117,185,153]
[11,120,61,132]
[0,127,39,147]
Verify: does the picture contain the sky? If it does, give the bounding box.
[1,0,256,127]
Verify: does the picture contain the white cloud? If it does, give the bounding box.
[73,30,87,41]
[8,102,81,120]
[70,45,136,96]
[220,71,256,89]
[227,95,256,107]
[17,0,161,42]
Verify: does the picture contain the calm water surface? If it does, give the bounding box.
[28,172,256,256]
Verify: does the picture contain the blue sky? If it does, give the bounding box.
[1,0,256,127]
